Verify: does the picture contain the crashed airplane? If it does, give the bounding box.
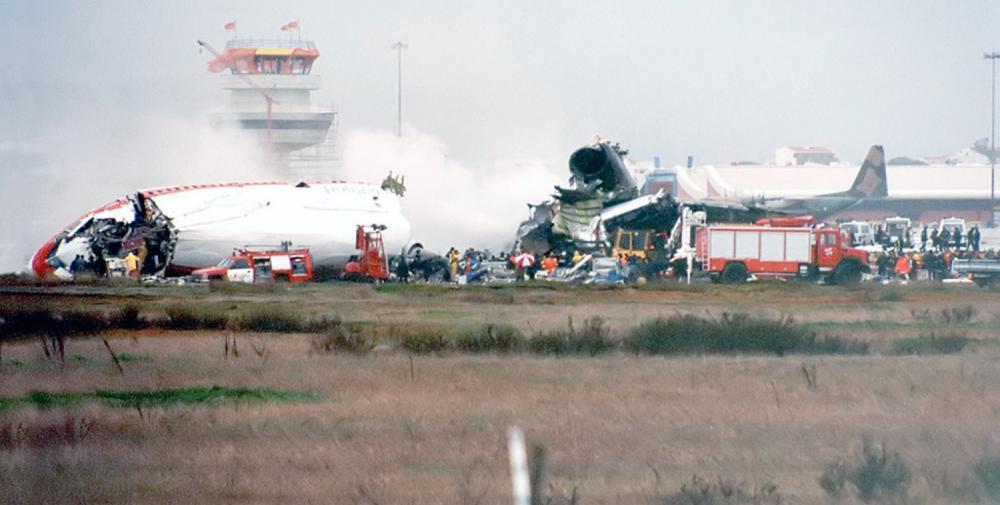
[516,140,767,256]
[31,181,411,279]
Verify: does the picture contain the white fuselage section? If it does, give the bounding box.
[38,181,411,275]
[153,182,411,269]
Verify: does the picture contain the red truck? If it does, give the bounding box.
[694,223,868,285]
[190,246,313,283]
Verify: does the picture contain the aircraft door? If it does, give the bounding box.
[228,257,253,283]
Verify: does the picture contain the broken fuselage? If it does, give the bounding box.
[31,181,412,279]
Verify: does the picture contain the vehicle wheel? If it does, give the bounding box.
[831,261,862,285]
[720,262,748,284]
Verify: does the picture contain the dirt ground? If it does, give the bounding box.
[1,281,999,504]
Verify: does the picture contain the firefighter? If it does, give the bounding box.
[894,253,911,282]
[447,247,460,282]
[123,250,140,279]
[542,254,558,276]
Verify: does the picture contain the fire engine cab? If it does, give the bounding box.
[694,216,868,285]
[191,243,313,283]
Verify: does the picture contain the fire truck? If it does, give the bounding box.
[693,217,869,285]
[342,224,390,282]
[190,243,313,283]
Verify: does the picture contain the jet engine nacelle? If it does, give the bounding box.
[568,142,637,195]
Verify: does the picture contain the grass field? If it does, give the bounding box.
[2,281,1000,504]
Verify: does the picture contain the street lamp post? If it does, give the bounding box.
[392,41,408,137]
[986,52,1000,227]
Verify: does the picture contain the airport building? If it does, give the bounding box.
[204,37,338,179]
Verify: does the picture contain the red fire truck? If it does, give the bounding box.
[694,220,868,285]
[190,244,313,283]
[342,224,390,282]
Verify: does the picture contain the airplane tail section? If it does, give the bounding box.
[847,145,887,198]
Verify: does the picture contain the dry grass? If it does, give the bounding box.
[1,283,999,503]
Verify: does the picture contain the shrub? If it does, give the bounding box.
[303,316,345,333]
[529,317,615,356]
[879,290,905,302]
[974,455,1000,502]
[310,319,376,354]
[892,333,971,355]
[51,310,111,336]
[662,474,782,505]
[911,306,977,326]
[820,438,910,504]
[108,305,145,330]
[454,323,526,353]
[235,306,303,332]
[624,313,867,356]
[399,328,451,354]
[163,305,229,330]
[0,307,55,339]
[939,305,976,325]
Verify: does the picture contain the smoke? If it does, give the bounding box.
[339,127,563,253]
[0,114,273,273]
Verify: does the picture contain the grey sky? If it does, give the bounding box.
[2,1,998,164]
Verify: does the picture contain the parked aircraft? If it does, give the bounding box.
[732,145,888,218]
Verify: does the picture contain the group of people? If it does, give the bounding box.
[917,225,982,252]
[873,247,997,282]
[66,249,142,280]
[860,224,984,253]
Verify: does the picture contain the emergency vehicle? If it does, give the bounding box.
[190,244,313,283]
[694,217,869,285]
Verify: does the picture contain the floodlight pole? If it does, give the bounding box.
[392,41,408,137]
[987,52,1000,227]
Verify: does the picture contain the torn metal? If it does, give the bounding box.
[40,193,177,280]
[515,140,680,256]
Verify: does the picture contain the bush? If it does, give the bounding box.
[310,319,376,354]
[235,306,303,332]
[624,313,867,356]
[892,333,971,355]
[163,305,229,330]
[662,474,782,505]
[398,328,451,354]
[974,455,1000,502]
[454,323,526,353]
[1,307,55,339]
[108,305,145,330]
[529,317,616,356]
[820,438,910,504]
[910,306,977,326]
[939,305,977,325]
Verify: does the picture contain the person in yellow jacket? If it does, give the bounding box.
[447,247,460,282]
[123,250,140,279]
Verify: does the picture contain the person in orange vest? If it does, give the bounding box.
[542,254,558,276]
[894,254,911,282]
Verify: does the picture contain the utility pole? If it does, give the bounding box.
[986,52,1000,227]
[392,41,408,137]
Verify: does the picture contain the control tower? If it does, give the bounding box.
[203,37,337,179]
